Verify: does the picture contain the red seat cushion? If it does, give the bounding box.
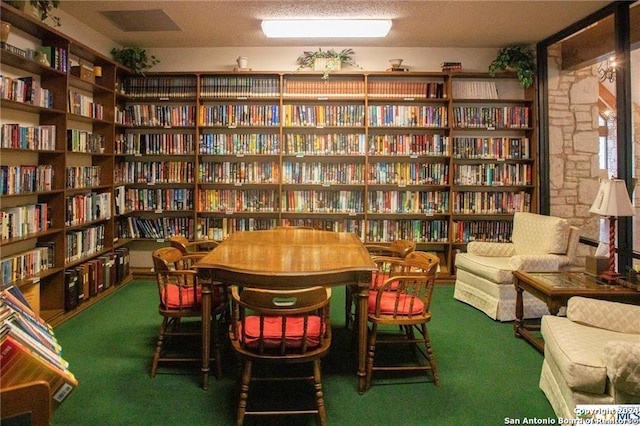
[371,271,401,290]
[162,284,201,309]
[368,291,424,315]
[240,316,322,348]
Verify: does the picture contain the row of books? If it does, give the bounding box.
[281,190,364,213]
[366,219,449,243]
[367,190,450,214]
[0,75,54,108]
[282,161,363,185]
[451,106,530,129]
[453,163,533,186]
[452,136,530,160]
[452,81,498,99]
[123,76,197,99]
[196,217,278,241]
[66,166,101,189]
[115,132,196,156]
[199,104,280,127]
[68,90,104,119]
[283,79,364,98]
[201,76,280,98]
[40,45,68,73]
[283,133,365,156]
[64,247,129,311]
[65,224,105,263]
[124,187,194,212]
[0,285,77,410]
[368,134,449,156]
[281,219,364,235]
[198,189,279,212]
[451,190,532,214]
[116,105,197,127]
[368,105,448,128]
[1,123,57,151]
[0,164,54,195]
[0,245,52,286]
[65,192,112,227]
[119,216,195,240]
[1,202,50,240]
[366,162,449,185]
[199,161,280,184]
[452,220,513,243]
[114,161,195,185]
[199,132,281,155]
[367,81,446,99]
[282,104,365,127]
[67,129,105,154]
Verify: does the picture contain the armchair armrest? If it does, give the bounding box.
[508,254,564,271]
[605,341,640,396]
[466,242,515,257]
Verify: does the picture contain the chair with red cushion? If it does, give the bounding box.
[365,251,440,391]
[346,240,417,328]
[151,247,227,383]
[229,286,332,425]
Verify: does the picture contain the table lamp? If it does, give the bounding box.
[589,178,635,281]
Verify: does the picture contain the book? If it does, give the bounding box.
[0,333,77,409]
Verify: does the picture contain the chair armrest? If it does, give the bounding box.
[466,242,515,257]
[605,341,640,396]
[508,254,564,271]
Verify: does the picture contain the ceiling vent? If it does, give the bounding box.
[100,9,181,32]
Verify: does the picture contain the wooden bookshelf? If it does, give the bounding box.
[0,3,132,327]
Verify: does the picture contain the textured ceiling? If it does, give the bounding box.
[58,0,613,48]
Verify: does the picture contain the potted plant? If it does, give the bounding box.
[110,46,160,75]
[296,48,362,80]
[488,44,535,88]
[4,1,61,27]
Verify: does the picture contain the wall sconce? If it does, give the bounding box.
[597,57,616,83]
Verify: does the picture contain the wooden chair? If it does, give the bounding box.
[229,286,332,426]
[151,247,227,383]
[169,234,219,256]
[365,251,440,391]
[346,240,417,328]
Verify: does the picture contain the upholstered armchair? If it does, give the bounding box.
[540,297,640,418]
[454,212,580,321]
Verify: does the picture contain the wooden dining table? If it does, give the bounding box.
[194,228,377,393]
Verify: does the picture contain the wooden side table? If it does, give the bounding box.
[513,271,640,352]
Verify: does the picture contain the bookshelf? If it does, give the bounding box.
[0,3,132,327]
[116,71,536,279]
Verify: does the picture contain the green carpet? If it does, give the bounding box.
[51,281,555,425]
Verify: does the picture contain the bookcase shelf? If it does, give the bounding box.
[1,2,131,328]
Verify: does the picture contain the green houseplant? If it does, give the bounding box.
[296,48,362,80]
[488,44,535,88]
[110,46,160,75]
[4,0,61,27]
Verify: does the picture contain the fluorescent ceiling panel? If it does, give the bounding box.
[262,19,392,38]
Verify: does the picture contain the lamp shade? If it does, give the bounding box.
[589,179,635,217]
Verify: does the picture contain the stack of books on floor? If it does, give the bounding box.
[0,285,78,411]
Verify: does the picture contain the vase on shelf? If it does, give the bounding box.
[1,21,11,44]
[35,51,50,66]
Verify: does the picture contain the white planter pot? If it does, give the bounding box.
[313,58,341,72]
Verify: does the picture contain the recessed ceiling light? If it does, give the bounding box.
[261,19,392,38]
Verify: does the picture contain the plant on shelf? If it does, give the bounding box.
[296,48,362,80]
[488,44,535,88]
[110,46,160,75]
[4,0,61,27]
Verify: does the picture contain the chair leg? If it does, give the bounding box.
[421,324,440,386]
[313,359,327,426]
[365,323,378,391]
[237,360,251,426]
[211,312,223,380]
[150,317,169,378]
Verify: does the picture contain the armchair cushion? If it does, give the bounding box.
[163,284,201,309]
[567,296,640,334]
[604,341,640,396]
[511,212,571,255]
[368,291,424,315]
[240,316,323,348]
[467,242,515,257]
[508,254,566,271]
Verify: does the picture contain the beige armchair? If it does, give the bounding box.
[453,212,580,321]
[540,297,640,418]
